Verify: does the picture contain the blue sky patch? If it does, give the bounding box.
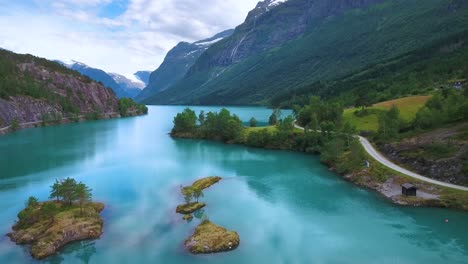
[98,0,129,19]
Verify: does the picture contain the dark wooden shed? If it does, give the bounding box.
[401,183,417,197]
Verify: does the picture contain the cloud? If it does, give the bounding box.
[0,0,258,78]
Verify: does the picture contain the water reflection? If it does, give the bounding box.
[46,241,96,264]
[0,120,118,180]
[0,106,467,263]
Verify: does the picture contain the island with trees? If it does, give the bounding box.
[175,176,240,254]
[7,178,104,260]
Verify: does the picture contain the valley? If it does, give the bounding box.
[0,0,467,262]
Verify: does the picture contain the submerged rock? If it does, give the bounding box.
[176,202,206,214]
[185,220,239,254]
[7,202,104,260]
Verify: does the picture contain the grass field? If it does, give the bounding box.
[343,95,431,132]
[244,126,303,136]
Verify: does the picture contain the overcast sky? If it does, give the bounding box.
[0,0,258,79]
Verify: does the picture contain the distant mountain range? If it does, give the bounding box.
[57,61,148,99]
[139,0,468,106]
[136,29,234,102]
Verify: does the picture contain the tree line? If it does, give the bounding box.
[172,108,243,143]
[172,99,366,176]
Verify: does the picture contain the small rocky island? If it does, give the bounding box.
[185,220,240,254]
[176,176,240,254]
[7,178,104,260]
[175,176,221,216]
[176,202,206,214]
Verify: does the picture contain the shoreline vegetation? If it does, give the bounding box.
[0,98,148,135]
[7,178,104,260]
[170,94,468,211]
[175,176,240,254]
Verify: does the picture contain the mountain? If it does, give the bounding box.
[109,73,145,98]
[134,71,151,86]
[57,61,130,98]
[136,29,234,103]
[144,0,468,105]
[0,49,119,130]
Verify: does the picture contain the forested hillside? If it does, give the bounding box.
[0,49,146,131]
[145,0,468,106]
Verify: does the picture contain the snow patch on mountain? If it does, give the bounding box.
[195,37,224,46]
[269,0,288,7]
[110,73,145,89]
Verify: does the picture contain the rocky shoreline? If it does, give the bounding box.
[7,202,105,260]
[0,111,121,135]
[185,220,240,254]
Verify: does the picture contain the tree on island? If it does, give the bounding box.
[76,183,92,215]
[48,177,93,214]
[181,186,204,203]
[192,188,204,202]
[181,186,194,204]
[49,180,62,202]
[42,202,57,223]
[250,117,257,127]
[172,108,197,134]
[61,178,80,206]
[26,196,39,209]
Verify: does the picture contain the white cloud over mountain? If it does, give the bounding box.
[0,0,257,78]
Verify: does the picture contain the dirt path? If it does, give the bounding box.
[294,124,468,191]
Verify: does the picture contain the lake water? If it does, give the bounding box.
[0,106,467,264]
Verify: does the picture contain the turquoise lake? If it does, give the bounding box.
[0,105,467,263]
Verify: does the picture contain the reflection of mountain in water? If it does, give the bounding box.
[172,138,348,212]
[0,120,119,181]
[173,136,468,255]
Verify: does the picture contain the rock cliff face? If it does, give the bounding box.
[189,0,385,70]
[0,49,121,132]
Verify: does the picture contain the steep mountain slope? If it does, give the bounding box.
[137,29,234,103]
[134,71,151,86]
[109,73,144,98]
[146,0,468,105]
[0,49,119,129]
[62,61,131,98]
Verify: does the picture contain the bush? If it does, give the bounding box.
[172,108,197,134]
